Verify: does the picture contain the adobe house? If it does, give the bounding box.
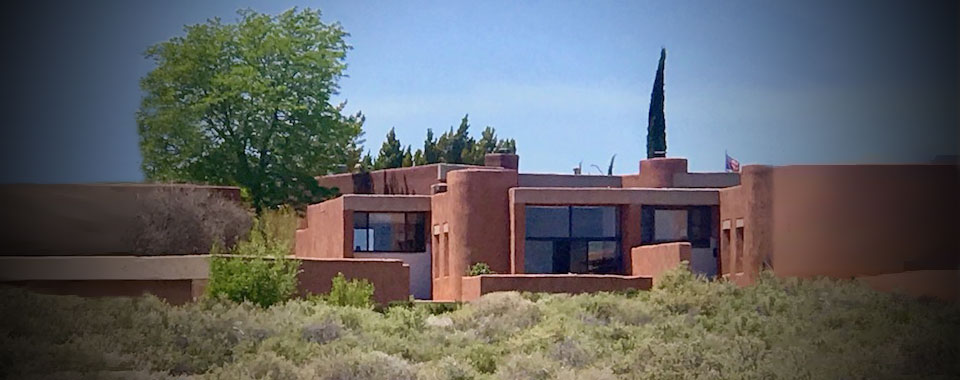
[297,153,958,301]
[297,154,741,300]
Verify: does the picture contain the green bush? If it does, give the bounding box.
[325,273,375,309]
[3,267,959,379]
[206,207,301,308]
[466,262,496,276]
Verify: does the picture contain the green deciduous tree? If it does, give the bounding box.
[646,48,667,159]
[137,8,363,212]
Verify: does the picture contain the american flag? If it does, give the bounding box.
[725,152,740,172]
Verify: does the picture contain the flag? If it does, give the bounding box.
[725,152,740,172]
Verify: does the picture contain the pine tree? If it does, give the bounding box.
[373,128,404,169]
[412,149,425,166]
[646,48,667,159]
[401,146,413,167]
[422,129,440,164]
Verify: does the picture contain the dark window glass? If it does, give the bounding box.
[524,240,554,273]
[571,206,618,238]
[641,206,655,244]
[524,205,622,274]
[587,241,620,274]
[688,206,712,248]
[353,212,426,252]
[525,206,570,238]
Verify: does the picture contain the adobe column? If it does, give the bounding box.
[444,168,519,300]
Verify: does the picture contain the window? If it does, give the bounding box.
[641,206,713,248]
[353,212,426,252]
[524,206,621,274]
[735,226,744,272]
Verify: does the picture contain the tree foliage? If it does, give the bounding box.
[137,8,364,212]
[646,48,667,159]
[373,128,404,170]
[367,114,517,169]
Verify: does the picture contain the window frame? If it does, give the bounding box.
[523,205,622,274]
[352,211,427,253]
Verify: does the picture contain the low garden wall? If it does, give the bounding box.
[297,257,410,304]
[0,255,412,305]
[0,255,210,305]
[630,242,691,283]
[459,274,651,301]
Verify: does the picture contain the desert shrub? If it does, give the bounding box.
[206,208,301,308]
[325,273,375,309]
[131,187,252,255]
[466,262,496,276]
[3,266,959,379]
[307,350,417,380]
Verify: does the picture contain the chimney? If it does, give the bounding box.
[484,152,519,170]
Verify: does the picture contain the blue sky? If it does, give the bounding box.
[0,0,955,182]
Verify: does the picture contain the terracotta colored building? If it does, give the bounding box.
[297,153,958,301]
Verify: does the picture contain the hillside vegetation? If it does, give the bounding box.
[1,269,957,379]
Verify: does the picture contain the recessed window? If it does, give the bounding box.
[524,205,621,274]
[353,212,426,252]
[641,206,713,248]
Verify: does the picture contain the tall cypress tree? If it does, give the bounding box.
[646,48,667,158]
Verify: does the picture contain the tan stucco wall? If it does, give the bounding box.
[857,270,959,301]
[0,255,211,305]
[0,255,210,280]
[460,274,652,301]
[622,158,689,188]
[769,164,958,278]
[297,258,410,304]
[0,255,412,305]
[673,172,741,188]
[721,164,959,284]
[518,173,622,188]
[630,242,692,283]
[430,168,518,300]
[298,197,347,258]
[0,184,241,255]
[315,164,476,196]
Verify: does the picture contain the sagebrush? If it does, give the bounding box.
[2,269,957,379]
[131,187,252,255]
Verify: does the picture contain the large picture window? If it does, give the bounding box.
[353,212,426,252]
[524,206,621,274]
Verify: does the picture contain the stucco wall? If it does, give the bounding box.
[630,242,691,283]
[297,197,347,258]
[0,184,241,255]
[857,270,959,301]
[518,173,622,188]
[460,274,652,301]
[430,169,519,300]
[315,164,476,196]
[0,255,211,304]
[355,251,431,299]
[721,164,959,284]
[673,172,741,188]
[622,158,689,188]
[0,255,412,305]
[770,164,958,278]
[297,257,410,304]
